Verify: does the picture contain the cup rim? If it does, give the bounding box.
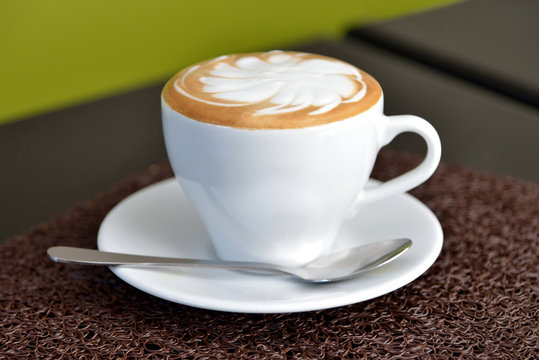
[161,93,384,133]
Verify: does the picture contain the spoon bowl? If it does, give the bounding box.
[48,238,412,283]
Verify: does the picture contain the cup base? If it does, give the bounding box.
[211,239,335,268]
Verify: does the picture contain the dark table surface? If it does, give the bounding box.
[349,0,539,108]
[2,136,537,359]
[2,0,538,242]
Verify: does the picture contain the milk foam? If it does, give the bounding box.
[173,51,366,116]
[163,51,382,129]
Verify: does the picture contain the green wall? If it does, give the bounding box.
[0,0,457,125]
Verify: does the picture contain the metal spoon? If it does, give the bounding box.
[47,238,411,283]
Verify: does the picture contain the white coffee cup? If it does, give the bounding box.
[161,52,441,267]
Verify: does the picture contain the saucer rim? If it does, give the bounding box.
[98,178,443,313]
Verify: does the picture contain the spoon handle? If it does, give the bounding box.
[47,246,287,274]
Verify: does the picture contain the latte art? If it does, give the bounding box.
[177,52,366,116]
[163,51,382,129]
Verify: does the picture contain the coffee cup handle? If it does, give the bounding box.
[351,114,441,214]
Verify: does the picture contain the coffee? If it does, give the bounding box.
[162,51,382,129]
[162,50,440,266]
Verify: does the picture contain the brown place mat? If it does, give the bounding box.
[1,149,537,359]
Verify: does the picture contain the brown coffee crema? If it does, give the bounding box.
[162,51,382,129]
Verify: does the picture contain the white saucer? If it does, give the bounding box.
[97,178,443,313]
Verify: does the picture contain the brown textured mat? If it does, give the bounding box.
[1,150,537,359]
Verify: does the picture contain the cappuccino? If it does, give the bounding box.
[162,51,382,129]
[161,50,440,266]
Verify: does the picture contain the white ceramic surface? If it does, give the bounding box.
[162,96,441,267]
[97,179,443,314]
